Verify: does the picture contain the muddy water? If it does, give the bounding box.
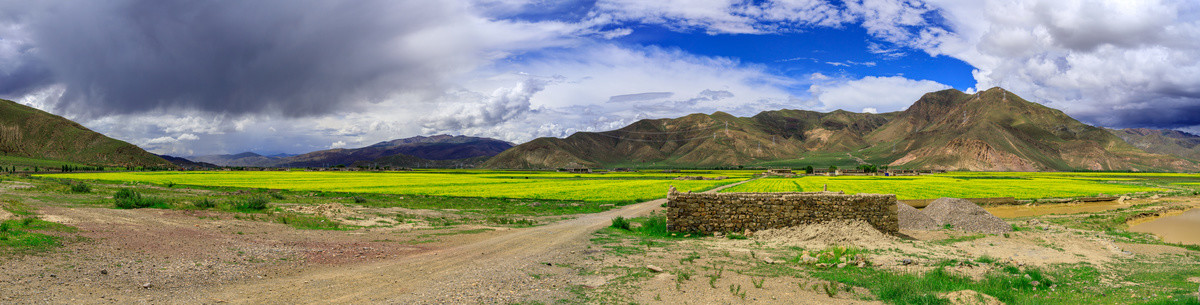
[985,201,1127,219]
[1130,208,1200,245]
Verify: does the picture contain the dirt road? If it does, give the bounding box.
[195,179,757,304]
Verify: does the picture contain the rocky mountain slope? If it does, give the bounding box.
[485,88,1198,172]
[0,99,172,167]
[1110,128,1200,162]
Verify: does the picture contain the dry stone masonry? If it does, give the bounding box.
[666,187,900,235]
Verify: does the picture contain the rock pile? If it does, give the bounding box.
[921,198,1012,234]
[897,202,940,230]
[753,220,899,250]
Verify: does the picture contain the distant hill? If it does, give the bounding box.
[188,152,283,167]
[485,88,1198,172]
[350,154,491,169]
[0,99,172,168]
[157,155,219,169]
[276,135,513,167]
[193,135,513,168]
[1111,128,1200,161]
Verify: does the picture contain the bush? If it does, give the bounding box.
[352,196,367,204]
[270,192,285,200]
[193,198,216,209]
[232,196,269,211]
[69,183,91,193]
[113,189,168,209]
[611,216,631,230]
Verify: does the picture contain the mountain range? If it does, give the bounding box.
[5,88,1200,172]
[484,88,1200,172]
[188,135,513,168]
[0,99,171,168]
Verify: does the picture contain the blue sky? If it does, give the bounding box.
[611,25,978,90]
[2,0,1199,155]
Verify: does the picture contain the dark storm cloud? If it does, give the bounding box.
[1107,98,1200,129]
[1,0,477,117]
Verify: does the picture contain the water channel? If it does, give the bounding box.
[1130,208,1200,245]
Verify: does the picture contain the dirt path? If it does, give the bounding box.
[195,178,759,304]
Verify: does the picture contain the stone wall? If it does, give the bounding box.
[666,188,899,235]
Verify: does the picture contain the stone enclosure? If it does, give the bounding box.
[666,187,899,235]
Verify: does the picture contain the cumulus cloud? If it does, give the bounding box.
[422,78,547,132]
[809,76,951,112]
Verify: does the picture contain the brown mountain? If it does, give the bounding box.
[484,88,1198,172]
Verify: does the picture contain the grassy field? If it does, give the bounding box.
[41,170,757,204]
[720,172,1200,200]
[0,155,94,170]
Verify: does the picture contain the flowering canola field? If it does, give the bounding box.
[720,172,1198,200]
[46,170,756,203]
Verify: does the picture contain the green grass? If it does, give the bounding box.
[275,214,342,230]
[42,170,755,204]
[720,172,1193,200]
[607,213,698,239]
[932,234,988,245]
[0,217,78,254]
[0,155,92,169]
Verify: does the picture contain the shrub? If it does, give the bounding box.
[112,189,169,209]
[352,196,367,204]
[164,181,176,188]
[270,192,285,200]
[487,217,537,227]
[193,198,216,209]
[69,183,92,193]
[610,216,631,230]
[232,196,269,211]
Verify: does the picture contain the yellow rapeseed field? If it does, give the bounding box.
[720,172,1195,199]
[45,170,757,203]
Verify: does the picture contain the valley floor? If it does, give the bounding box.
[2,176,1199,304]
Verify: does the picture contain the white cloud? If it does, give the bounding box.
[592,0,852,34]
[329,141,347,149]
[809,76,951,112]
[863,107,878,113]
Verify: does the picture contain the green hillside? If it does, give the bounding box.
[0,99,172,168]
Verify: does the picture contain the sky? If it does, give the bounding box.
[1,0,1199,156]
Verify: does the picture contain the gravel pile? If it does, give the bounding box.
[897,202,940,230]
[923,198,1012,234]
[754,220,899,249]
